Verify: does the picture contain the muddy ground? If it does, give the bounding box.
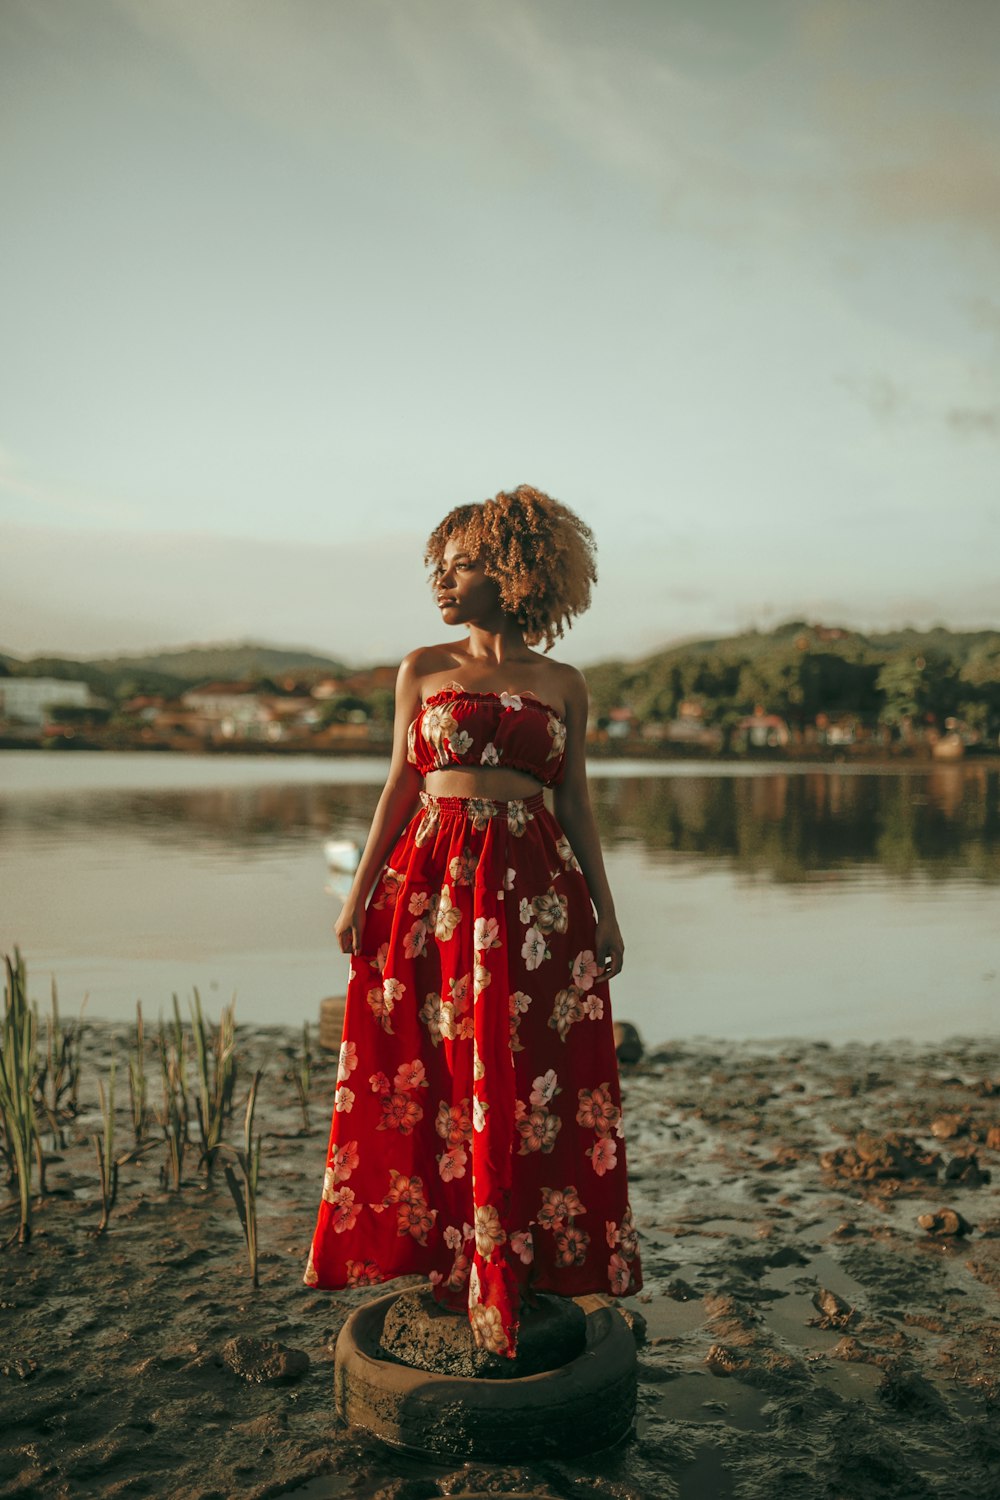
[2,1024,1000,1500]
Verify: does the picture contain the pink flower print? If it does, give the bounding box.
[536,1184,586,1233]
[480,741,500,766]
[473,916,501,952]
[450,728,473,755]
[403,920,429,959]
[521,925,548,971]
[529,1069,560,1108]
[556,835,581,872]
[507,799,530,837]
[418,991,444,1045]
[554,1224,591,1267]
[505,867,516,890]
[571,950,601,992]
[397,1198,435,1244]
[470,1302,508,1354]
[608,1252,631,1295]
[451,972,471,1005]
[582,994,604,1021]
[435,1098,473,1144]
[474,1203,506,1258]
[619,1206,639,1259]
[438,1144,468,1181]
[393,1058,427,1092]
[546,712,566,759]
[407,890,432,916]
[374,942,389,973]
[549,986,584,1041]
[606,1219,620,1250]
[466,797,497,831]
[383,976,405,1004]
[328,1139,359,1184]
[444,1250,471,1290]
[334,1086,355,1113]
[516,1108,562,1155]
[383,1169,421,1204]
[473,1096,489,1133]
[443,1224,464,1251]
[473,963,491,999]
[377,1090,424,1134]
[434,885,462,941]
[589,1136,618,1176]
[499,692,523,711]
[368,1070,389,1095]
[302,1248,318,1287]
[511,1229,534,1264]
[328,1185,360,1234]
[518,897,534,925]
[366,984,395,1034]
[532,889,568,935]
[337,1040,358,1083]
[345,1258,381,1287]
[576,1084,621,1137]
[448,846,477,885]
[374,867,403,909]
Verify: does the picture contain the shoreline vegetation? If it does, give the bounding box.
[3,954,1000,1496]
[2,620,1000,764]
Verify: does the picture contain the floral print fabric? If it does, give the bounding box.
[305,786,642,1357]
[406,687,567,787]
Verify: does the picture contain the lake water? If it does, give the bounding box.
[1,751,997,1046]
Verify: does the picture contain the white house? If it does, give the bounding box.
[0,678,93,726]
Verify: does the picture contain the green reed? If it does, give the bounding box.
[190,989,237,1176]
[0,950,38,1246]
[292,1021,312,1133]
[37,977,84,1145]
[128,1001,149,1146]
[157,1019,189,1191]
[91,1047,158,1234]
[221,1069,262,1288]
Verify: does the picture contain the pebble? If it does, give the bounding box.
[930,1115,968,1140]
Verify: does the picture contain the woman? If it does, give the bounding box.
[304,485,641,1357]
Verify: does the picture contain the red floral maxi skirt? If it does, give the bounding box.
[304,789,642,1357]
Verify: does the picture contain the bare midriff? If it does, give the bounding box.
[422,766,546,800]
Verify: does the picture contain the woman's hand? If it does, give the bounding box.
[334,898,364,958]
[595,914,624,980]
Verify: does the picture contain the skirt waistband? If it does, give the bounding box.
[419,789,546,817]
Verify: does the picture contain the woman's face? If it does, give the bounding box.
[434,534,502,627]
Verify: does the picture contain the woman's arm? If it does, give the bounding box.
[551,668,624,979]
[334,653,425,956]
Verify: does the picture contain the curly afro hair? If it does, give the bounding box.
[424,484,598,652]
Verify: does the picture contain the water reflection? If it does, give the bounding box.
[592,766,1000,881]
[2,762,998,883]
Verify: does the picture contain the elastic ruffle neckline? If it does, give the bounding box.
[421,688,567,726]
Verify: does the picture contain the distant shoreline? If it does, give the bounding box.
[2,734,998,766]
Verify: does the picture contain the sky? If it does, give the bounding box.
[2,0,999,667]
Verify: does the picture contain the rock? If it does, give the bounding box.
[985,1125,1000,1150]
[917,1208,973,1237]
[379,1286,586,1380]
[613,1020,644,1065]
[1,1357,38,1380]
[220,1336,310,1383]
[665,1277,699,1301]
[705,1343,748,1377]
[809,1287,855,1329]
[930,1114,968,1140]
[820,1132,942,1183]
[944,1152,991,1186]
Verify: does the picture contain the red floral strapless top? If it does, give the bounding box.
[406,687,567,786]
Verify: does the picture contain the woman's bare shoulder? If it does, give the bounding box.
[397,643,465,689]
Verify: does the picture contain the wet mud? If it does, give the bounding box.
[2,1027,999,1499]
